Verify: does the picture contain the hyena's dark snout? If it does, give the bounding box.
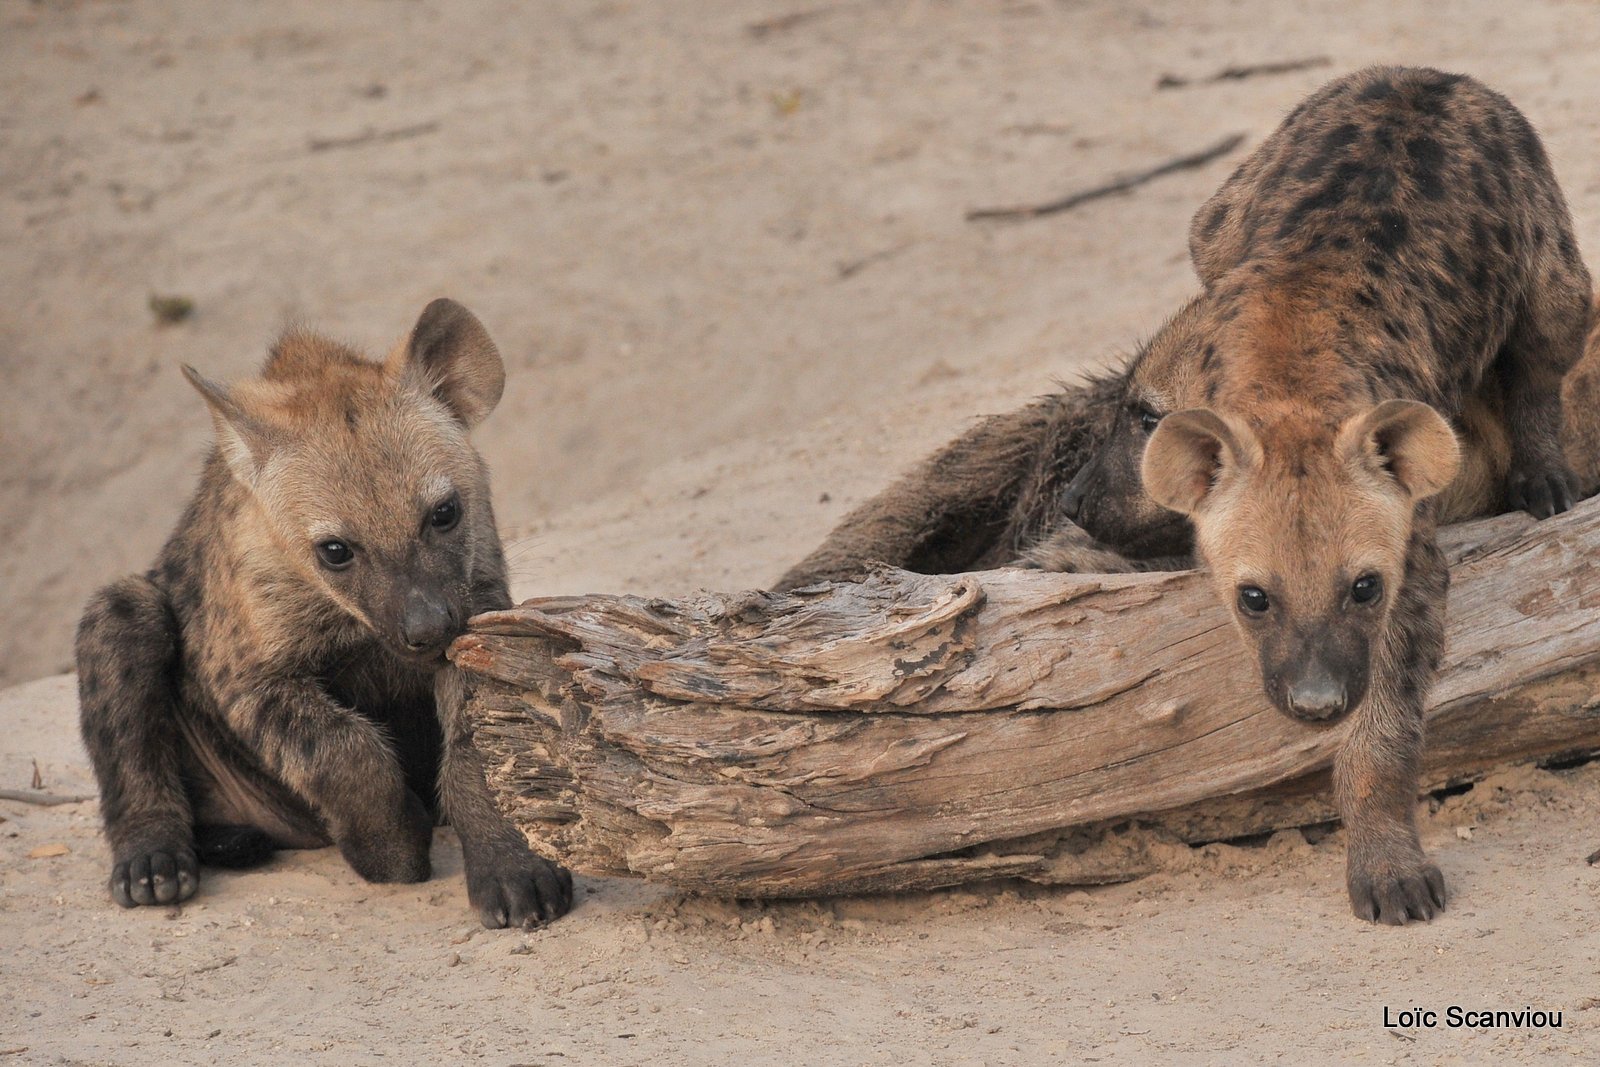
[399,587,463,657]
[1265,640,1370,727]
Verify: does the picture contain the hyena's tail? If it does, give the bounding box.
[193,824,278,869]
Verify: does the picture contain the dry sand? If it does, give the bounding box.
[3,1,1598,1063]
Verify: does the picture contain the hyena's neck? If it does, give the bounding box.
[1202,279,1458,428]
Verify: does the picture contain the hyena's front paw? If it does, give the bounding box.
[465,839,574,929]
[1018,524,1131,574]
[110,846,200,908]
[1507,462,1579,519]
[336,788,433,885]
[1347,853,1447,926]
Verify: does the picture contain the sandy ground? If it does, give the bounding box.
[4,0,1600,1063]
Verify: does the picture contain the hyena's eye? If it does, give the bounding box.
[315,540,355,570]
[1136,405,1162,435]
[1350,574,1383,604]
[429,494,461,533]
[1236,585,1271,615]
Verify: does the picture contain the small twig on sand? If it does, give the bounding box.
[747,5,838,39]
[1158,56,1331,90]
[308,121,440,153]
[836,241,913,280]
[966,133,1245,222]
[0,789,93,807]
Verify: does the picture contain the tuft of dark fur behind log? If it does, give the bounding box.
[774,370,1125,590]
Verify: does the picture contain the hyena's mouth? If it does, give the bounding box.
[1276,701,1355,727]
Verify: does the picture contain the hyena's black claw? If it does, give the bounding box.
[1508,467,1580,519]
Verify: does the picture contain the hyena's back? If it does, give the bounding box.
[1191,66,1587,414]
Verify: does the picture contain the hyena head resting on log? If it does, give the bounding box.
[1057,66,1590,924]
[76,299,573,928]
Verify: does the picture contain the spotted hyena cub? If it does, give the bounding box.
[75,300,573,928]
[1048,67,1591,924]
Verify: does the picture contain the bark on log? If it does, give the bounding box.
[452,502,1600,897]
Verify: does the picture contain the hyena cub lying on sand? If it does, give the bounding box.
[76,300,573,928]
[784,67,1594,925]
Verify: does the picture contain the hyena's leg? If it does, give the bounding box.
[1016,523,1193,573]
[1333,532,1448,925]
[222,676,431,884]
[1500,251,1591,517]
[436,667,573,928]
[76,576,199,907]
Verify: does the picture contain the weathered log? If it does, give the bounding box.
[452,502,1600,897]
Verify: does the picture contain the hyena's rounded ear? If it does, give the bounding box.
[397,299,505,428]
[1336,399,1461,501]
[181,365,281,484]
[1141,408,1259,515]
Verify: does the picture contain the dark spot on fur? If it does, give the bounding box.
[1331,235,1351,250]
[1470,215,1490,250]
[1484,135,1510,171]
[1296,123,1362,181]
[1558,232,1580,267]
[1200,344,1217,372]
[1381,317,1409,342]
[1360,166,1397,204]
[1358,78,1396,103]
[1369,211,1409,256]
[1404,136,1446,200]
[1354,288,1378,309]
[1411,71,1461,117]
[1278,191,1331,239]
[1441,245,1465,280]
[1363,257,1388,279]
[1510,110,1547,167]
[1469,261,1490,297]
[1201,202,1229,239]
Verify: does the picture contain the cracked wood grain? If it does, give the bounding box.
[452,502,1600,897]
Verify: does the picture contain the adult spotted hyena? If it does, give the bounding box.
[75,300,573,928]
